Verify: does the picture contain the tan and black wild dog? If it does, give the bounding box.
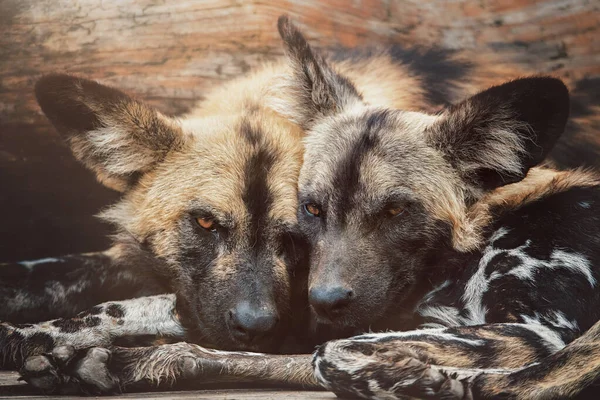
[0,59,312,365]
[2,16,600,399]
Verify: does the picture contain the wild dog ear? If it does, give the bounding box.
[274,15,363,129]
[427,77,569,194]
[35,74,185,192]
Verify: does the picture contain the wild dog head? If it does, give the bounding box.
[277,17,569,329]
[35,74,306,351]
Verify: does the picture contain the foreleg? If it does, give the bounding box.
[313,323,572,399]
[22,342,318,394]
[1,294,184,372]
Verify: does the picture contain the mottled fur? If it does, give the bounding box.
[0,248,166,323]
[0,295,182,369]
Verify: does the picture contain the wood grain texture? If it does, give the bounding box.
[0,1,598,262]
[0,372,334,399]
[0,370,335,399]
[1,0,598,123]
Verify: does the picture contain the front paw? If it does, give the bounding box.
[20,345,119,394]
[313,339,473,399]
[109,343,224,387]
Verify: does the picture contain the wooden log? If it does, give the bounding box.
[1,0,598,123]
[0,0,598,260]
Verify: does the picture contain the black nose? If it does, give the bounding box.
[309,286,354,320]
[227,302,279,343]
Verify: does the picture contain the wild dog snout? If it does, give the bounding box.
[227,301,279,343]
[309,284,354,320]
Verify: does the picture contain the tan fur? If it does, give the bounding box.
[99,75,304,268]
[268,31,562,255]
[210,253,238,281]
[474,329,539,368]
[64,62,311,349]
[373,133,599,254]
[335,54,431,111]
[257,46,493,258]
[401,341,477,368]
[265,51,453,127]
[67,85,187,192]
[393,335,537,370]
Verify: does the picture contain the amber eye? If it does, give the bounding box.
[196,217,216,231]
[303,203,322,217]
[387,207,405,217]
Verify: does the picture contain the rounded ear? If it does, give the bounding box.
[272,15,363,129]
[35,74,185,192]
[427,76,569,193]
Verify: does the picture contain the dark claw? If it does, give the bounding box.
[74,348,118,393]
[416,366,446,392]
[438,376,465,399]
[26,374,60,392]
[179,356,199,380]
[52,345,75,365]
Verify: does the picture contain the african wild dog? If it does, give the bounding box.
[286,17,600,398]
[0,64,314,369]
[5,15,600,398]
[0,14,442,382]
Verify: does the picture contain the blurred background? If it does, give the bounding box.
[1,0,599,262]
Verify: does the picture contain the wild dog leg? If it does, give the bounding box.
[312,323,574,399]
[0,246,168,322]
[472,318,600,399]
[112,343,318,389]
[2,294,184,375]
[23,342,319,394]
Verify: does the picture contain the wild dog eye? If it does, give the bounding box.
[386,206,405,217]
[303,203,322,217]
[196,217,217,231]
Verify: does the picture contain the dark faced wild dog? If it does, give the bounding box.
[6,16,600,398]
[284,18,600,399]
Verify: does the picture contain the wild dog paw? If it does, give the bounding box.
[20,345,119,394]
[108,342,225,387]
[415,367,473,399]
[313,340,473,399]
